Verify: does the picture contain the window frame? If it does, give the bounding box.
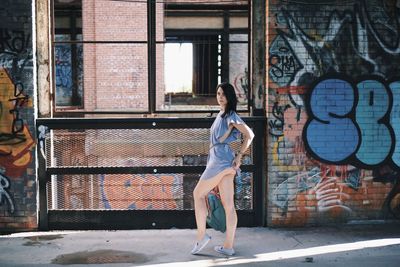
[53,9,82,109]
[50,0,251,116]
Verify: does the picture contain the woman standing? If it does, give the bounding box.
[191,82,255,256]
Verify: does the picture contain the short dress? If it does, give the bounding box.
[200,110,245,180]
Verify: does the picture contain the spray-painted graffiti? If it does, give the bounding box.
[269,0,400,225]
[55,44,73,89]
[0,28,30,54]
[233,68,249,102]
[304,75,400,169]
[0,53,30,71]
[37,125,48,160]
[54,34,83,106]
[0,24,33,215]
[269,102,291,137]
[0,28,32,79]
[0,168,15,213]
[100,174,181,210]
[269,35,303,87]
[271,9,347,87]
[314,165,352,213]
[271,166,357,214]
[271,0,400,88]
[269,86,309,172]
[0,68,34,178]
[272,167,320,212]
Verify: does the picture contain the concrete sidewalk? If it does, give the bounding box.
[1,223,400,267]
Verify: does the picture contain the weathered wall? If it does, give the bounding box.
[4,0,400,231]
[267,0,400,226]
[0,0,37,232]
[36,0,51,116]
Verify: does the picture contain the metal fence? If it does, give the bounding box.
[36,117,265,230]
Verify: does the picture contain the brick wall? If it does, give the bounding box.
[267,0,400,226]
[82,0,164,111]
[0,0,37,232]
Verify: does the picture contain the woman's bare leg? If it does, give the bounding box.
[218,171,237,249]
[193,168,236,241]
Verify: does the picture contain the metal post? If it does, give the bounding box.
[222,10,230,82]
[148,0,156,113]
[37,124,49,230]
[253,119,266,226]
[251,0,266,116]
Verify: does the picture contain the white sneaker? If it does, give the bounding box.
[191,234,211,255]
[214,245,235,256]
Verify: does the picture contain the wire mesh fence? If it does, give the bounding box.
[42,125,255,212]
[47,173,253,211]
[45,128,252,167]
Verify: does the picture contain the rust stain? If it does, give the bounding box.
[23,234,64,246]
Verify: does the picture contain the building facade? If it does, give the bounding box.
[0,0,399,232]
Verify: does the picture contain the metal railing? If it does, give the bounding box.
[36,116,265,230]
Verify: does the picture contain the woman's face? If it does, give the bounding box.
[216,87,227,110]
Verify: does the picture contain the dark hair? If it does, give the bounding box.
[217,82,237,118]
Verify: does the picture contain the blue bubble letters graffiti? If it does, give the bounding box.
[304,75,400,169]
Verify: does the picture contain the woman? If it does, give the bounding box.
[191,82,255,256]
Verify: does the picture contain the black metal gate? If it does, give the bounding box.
[36,117,265,230]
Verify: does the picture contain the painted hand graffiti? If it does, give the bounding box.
[313,175,351,213]
[271,165,363,216]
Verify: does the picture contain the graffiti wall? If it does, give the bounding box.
[0,0,36,231]
[229,34,249,103]
[101,174,182,210]
[268,0,400,226]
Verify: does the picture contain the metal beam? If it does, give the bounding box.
[251,0,266,116]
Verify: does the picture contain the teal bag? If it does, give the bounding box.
[206,189,226,233]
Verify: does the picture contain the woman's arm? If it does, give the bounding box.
[218,124,234,143]
[231,122,255,170]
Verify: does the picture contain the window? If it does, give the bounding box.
[54,3,82,108]
[52,0,250,114]
[164,42,193,94]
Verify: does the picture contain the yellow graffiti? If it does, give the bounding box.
[272,136,289,172]
[0,68,34,178]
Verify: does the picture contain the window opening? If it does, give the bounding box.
[51,0,250,115]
